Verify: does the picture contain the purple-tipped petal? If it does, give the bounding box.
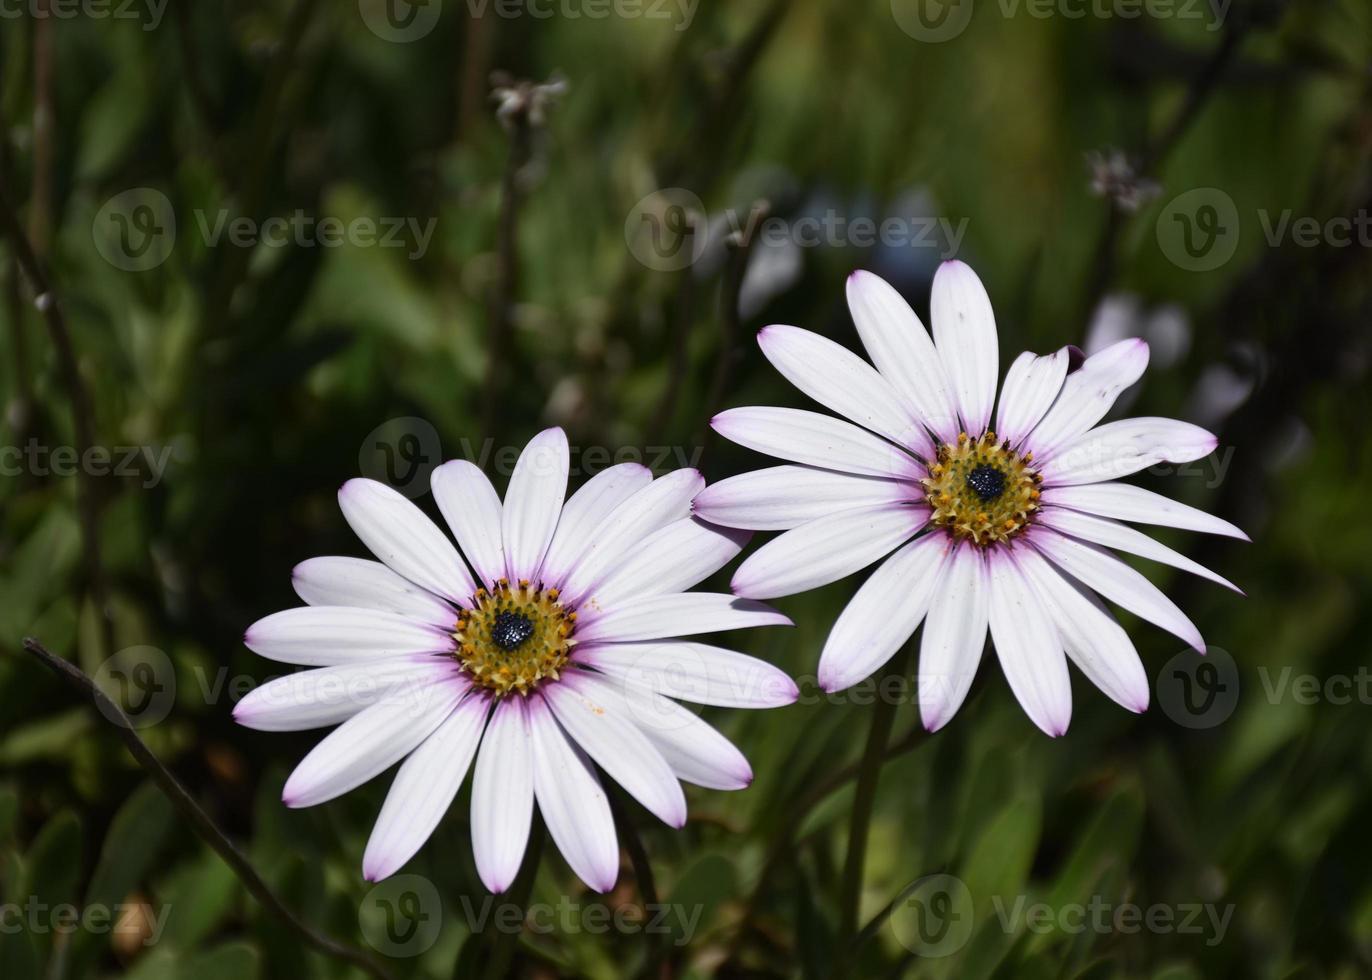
[917,542,989,732]
[692,465,908,532]
[470,697,534,893]
[431,460,507,588]
[244,607,454,666]
[711,407,922,481]
[1037,417,1217,486]
[542,462,654,585]
[575,593,791,643]
[501,427,570,584]
[1023,339,1149,457]
[758,324,934,458]
[730,505,929,600]
[338,478,477,606]
[579,640,798,709]
[930,260,999,437]
[1040,483,1249,541]
[362,693,490,881]
[995,348,1070,448]
[588,518,750,608]
[817,533,947,693]
[845,270,960,442]
[1030,527,1205,653]
[986,548,1073,738]
[291,557,456,627]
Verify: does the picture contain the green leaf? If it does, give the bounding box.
[84,781,176,912]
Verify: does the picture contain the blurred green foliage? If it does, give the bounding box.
[1,0,1371,977]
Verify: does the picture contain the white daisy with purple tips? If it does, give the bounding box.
[236,428,796,892]
[695,262,1245,737]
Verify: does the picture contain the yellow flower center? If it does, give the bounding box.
[454,579,575,697]
[920,431,1042,547]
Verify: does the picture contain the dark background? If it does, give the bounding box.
[1,0,1370,977]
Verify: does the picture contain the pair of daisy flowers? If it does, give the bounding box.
[237,261,1243,895]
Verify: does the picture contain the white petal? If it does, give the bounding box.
[362,694,490,881]
[995,348,1070,447]
[339,479,477,605]
[431,460,506,588]
[604,682,752,790]
[575,593,791,643]
[541,463,653,584]
[1024,339,1149,456]
[292,557,456,627]
[556,469,705,605]
[758,324,934,457]
[527,697,619,893]
[711,407,922,479]
[244,607,453,666]
[918,542,989,732]
[730,505,929,600]
[817,533,948,693]
[931,260,998,435]
[1014,548,1148,712]
[1030,528,1205,652]
[281,680,466,808]
[1038,417,1217,486]
[1039,507,1241,593]
[845,270,959,442]
[234,657,461,732]
[986,549,1073,737]
[588,518,750,607]
[544,672,686,827]
[692,465,909,531]
[578,641,798,708]
[1040,483,1249,541]
[501,428,570,583]
[471,697,535,893]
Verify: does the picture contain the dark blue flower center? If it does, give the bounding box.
[490,611,536,651]
[965,464,1007,502]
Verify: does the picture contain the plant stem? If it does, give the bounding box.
[609,789,673,980]
[834,645,912,972]
[17,638,395,980]
[0,184,114,659]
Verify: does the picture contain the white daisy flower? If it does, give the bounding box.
[694,262,1245,737]
[236,428,796,893]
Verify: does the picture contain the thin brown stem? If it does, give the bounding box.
[696,201,769,451]
[0,182,113,657]
[482,105,532,439]
[835,647,912,973]
[649,225,699,438]
[30,2,54,258]
[18,638,395,980]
